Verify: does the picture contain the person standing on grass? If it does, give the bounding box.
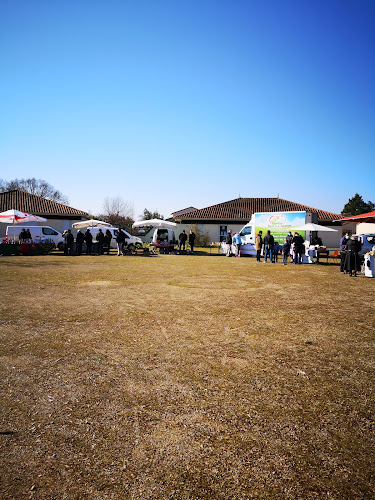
[233,232,242,257]
[85,229,93,255]
[343,236,361,277]
[104,229,112,255]
[292,232,305,264]
[179,230,187,251]
[96,228,105,255]
[273,241,281,263]
[263,230,274,263]
[340,232,349,274]
[225,230,233,257]
[255,230,263,262]
[189,229,196,254]
[286,231,293,262]
[116,229,126,256]
[282,238,290,265]
[63,229,74,256]
[76,230,85,255]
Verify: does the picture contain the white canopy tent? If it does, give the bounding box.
[132,219,177,229]
[289,223,338,233]
[72,219,112,230]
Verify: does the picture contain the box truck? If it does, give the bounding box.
[238,211,310,256]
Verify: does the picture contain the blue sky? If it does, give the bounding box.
[1,0,374,219]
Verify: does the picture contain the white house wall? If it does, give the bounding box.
[356,222,375,235]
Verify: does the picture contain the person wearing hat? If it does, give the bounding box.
[63,229,74,256]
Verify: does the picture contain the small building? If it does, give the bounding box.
[171,197,353,247]
[0,190,88,237]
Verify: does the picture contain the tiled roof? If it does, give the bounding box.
[174,197,341,223]
[170,206,198,217]
[0,190,88,217]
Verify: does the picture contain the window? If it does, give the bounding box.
[42,227,58,236]
[240,226,252,236]
[219,225,227,242]
[157,229,169,242]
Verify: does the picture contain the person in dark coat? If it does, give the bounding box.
[292,232,305,264]
[189,230,196,254]
[282,238,290,265]
[179,230,187,251]
[263,230,275,263]
[339,232,349,273]
[19,229,27,241]
[104,229,112,255]
[344,236,361,277]
[85,229,93,255]
[96,228,105,255]
[225,230,233,257]
[116,229,126,256]
[63,229,74,256]
[76,230,85,255]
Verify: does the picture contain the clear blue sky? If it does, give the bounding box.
[1,0,374,219]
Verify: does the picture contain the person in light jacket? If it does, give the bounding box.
[233,232,242,257]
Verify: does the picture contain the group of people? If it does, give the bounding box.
[224,230,242,257]
[62,228,113,256]
[254,230,305,264]
[178,230,196,253]
[19,228,32,241]
[339,232,362,277]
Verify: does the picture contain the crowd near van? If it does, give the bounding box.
[6,225,64,250]
[86,227,143,250]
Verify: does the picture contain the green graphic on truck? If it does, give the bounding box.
[254,212,306,242]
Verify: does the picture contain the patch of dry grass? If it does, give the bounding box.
[0,253,374,499]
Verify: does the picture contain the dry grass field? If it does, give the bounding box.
[0,251,374,499]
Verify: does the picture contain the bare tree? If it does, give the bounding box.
[98,196,134,230]
[0,178,68,204]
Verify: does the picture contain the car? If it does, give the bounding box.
[6,225,64,250]
[357,234,375,256]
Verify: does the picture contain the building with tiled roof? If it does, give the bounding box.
[170,206,198,218]
[0,190,88,236]
[171,197,351,247]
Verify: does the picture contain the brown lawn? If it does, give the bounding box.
[0,252,374,499]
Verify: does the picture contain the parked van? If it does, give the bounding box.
[357,234,375,256]
[6,225,64,250]
[87,227,143,251]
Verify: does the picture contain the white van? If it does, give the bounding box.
[86,227,143,251]
[6,225,64,250]
[152,228,177,245]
